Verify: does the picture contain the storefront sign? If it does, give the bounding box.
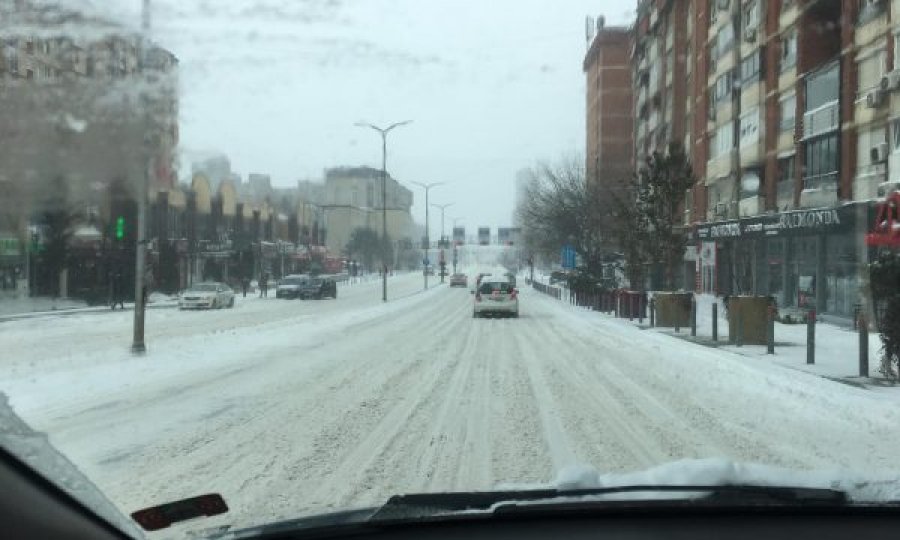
[693,204,857,241]
[778,209,840,230]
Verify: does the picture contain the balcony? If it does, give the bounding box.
[739,196,765,217]
[776,181,795,210]
[801,100,839,140]
[799,172,839,208]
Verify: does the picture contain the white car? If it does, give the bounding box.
[179,282,235,310]
[473,278,519,318]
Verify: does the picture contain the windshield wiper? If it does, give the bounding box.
[370,485,848,521]
[210,485,851,539]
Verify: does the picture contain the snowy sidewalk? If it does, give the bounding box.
[536,285,892,388]
[0,294,178,323]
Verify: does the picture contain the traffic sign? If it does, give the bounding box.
[561,245,576,269]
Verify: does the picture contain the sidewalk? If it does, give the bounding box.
[533,284,894,389]
[0,293,178,323]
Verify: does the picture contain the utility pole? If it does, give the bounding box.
[411,181,445,290]
[132,0,151,354]
[355,120,412,302]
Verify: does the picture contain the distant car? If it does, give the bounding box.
[449,273,468,287]
[298,276,337,299]
[276,275,309,299]
[473,278,518,318]
[179,282,235,310]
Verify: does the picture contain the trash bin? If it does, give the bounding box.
[727,295,771,345]
[654,292,692,327]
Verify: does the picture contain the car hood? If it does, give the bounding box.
[0,393,146,539]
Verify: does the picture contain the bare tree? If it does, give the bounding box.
[516,157,617,282]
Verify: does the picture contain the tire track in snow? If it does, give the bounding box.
[506,315,579,472]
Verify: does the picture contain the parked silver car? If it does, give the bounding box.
[178,282,235,310]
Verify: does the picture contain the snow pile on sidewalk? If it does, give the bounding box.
[0,296,89,316]
[690,294,884,381]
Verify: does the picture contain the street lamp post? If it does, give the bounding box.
[450,217,463,273]
[132,0,152,354]
[431,203,454,283]
[355,120,412,302]
[411,181,445,290]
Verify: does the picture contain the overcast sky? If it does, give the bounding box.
[104,0,634,231]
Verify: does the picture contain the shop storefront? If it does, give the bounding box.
[691,203,873,318]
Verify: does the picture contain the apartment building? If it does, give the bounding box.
[319,167,416,258]
[583,19,634,189]
[0,0,178,296]
[593,0,900,321]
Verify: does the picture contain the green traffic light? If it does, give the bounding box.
[115,216,125,240]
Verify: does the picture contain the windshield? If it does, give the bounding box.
[479,282,512,294]
[2,0,900,538]
[186,284,218,292]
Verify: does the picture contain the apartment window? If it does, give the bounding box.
[804,133,839,183]
[859,0,886,24]
[716,22,735,56]
[712,121,735,157]
[739,107,760,145]
[807,63,840,110]
[780,29,797,71]
[4,46,18,74]
[740,50,761,83]
[894,35,900,72]
[857,51,886,96]
[714,70,734,102]
[744,1,759,31]
[892,118,900,153]
[857,127,886,173]
[779,93,796,131]
[778,156,795,183]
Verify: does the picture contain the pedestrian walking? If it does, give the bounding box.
[110,267,125,310]
[259,272,268,298]
[241,276,249,298]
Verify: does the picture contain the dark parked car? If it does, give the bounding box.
[298,276,337,299]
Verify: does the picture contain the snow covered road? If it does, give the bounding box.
[4,272,900,535]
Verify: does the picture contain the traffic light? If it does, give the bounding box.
[115,216,126,240]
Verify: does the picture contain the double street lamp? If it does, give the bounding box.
[410,181,445,290]
[355,120,412,302]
